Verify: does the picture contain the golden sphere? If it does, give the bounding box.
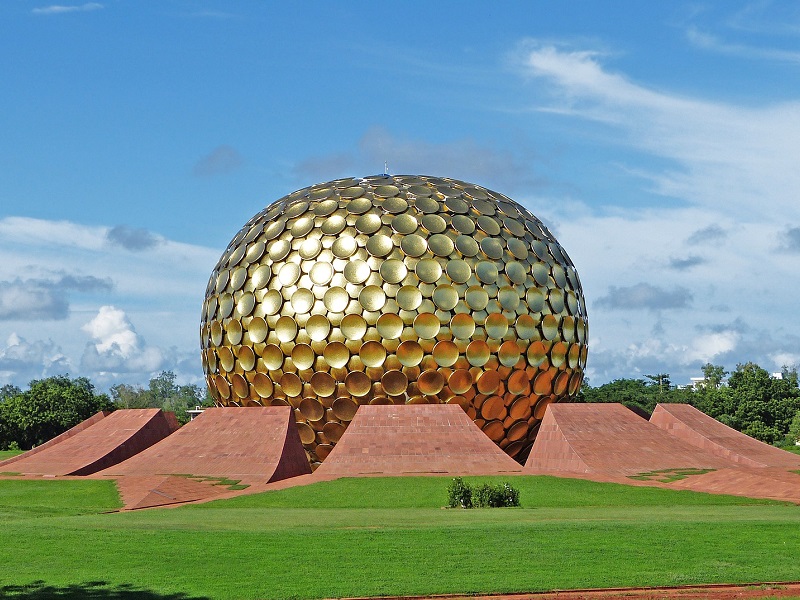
[200,175,588,466]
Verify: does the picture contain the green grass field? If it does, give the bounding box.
[0,449,23,461]
[0,475,799,599]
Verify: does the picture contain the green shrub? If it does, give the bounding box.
[474,482,521,507]
[447,478,520,508]
[447,477,472,508]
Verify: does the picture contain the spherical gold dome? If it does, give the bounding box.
[200,175,588,467]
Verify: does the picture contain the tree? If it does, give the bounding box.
[787,411,800,445]
[0,384,21,402]
[701,363,727,388]
[0,375,113,450]
[110,371,210,425]
[645,373,671,394]
[692,362,800,444]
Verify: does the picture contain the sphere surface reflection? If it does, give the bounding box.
[200,175,589,467]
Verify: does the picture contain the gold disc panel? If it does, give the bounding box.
[200,175,589,468]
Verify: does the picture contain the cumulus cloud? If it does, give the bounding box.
[0,333,71,384]
[0,276,113,321]
[106,225,162,251]
[293,126,541,192]
[32,3,102,14]
[595,283,692,311]
[0,217,217,388]
[686,330,740,362]
[80,306,164,374]
[192,145,244,177]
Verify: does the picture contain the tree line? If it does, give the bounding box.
[2,362,800,452]
[0,371,212,450]
[577,362,800,447]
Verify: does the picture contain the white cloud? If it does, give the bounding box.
[769,352,800,370]
[81,306,140,355]
[0,333,71,384]
[687,331,740,363]
[0,275,113,321]
[516,41,800,223]
[511,43,800,384]
[80,306,165,375]
[0,217,218,389]
[32,3,103,15]
[686,26,800,65]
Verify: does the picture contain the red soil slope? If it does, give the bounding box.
[0,409,178,476]
[314,404,523,476]
[98,407,311,485]
[524,403,736,475]
[650,403,800,468]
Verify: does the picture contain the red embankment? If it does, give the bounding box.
[650,403,800,469]
[314,404,523,476]
[0,409,178,476]
[0,410,110,469]
[670,465,800,503]
[525,403,737,475]
[98,407,311,485]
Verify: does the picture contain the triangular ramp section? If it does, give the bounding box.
[651,403,800,469]
[314,404,522,476]
[112,475,231,510]
[0,409,179,476]
[98,407,311,486]
[525,403,737,475]
[670,467,800,503]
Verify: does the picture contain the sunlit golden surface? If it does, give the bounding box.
[200,175,588,467]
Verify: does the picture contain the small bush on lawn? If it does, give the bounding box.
[447,478,520,508]
[447,477,473,508]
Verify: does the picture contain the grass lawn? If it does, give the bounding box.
[0,475,799,599]
[0,449,23,461]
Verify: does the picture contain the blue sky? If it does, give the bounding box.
[2,1,800,390]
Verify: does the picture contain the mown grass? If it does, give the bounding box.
[0,449,23,461]
[0,475,799,599]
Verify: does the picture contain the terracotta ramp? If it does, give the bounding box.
[0,409,178,476]
[98,406,311,486]
[314,404,523,476]
[650,403,800,468]
[524,403,736,475]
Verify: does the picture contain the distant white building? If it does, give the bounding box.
[186,406,205,421]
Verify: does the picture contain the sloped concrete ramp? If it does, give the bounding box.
[98,407,311,486]
[0,409,178,476]
[525,403,736,475]
[650,403,800,468]
[314,404,523,476]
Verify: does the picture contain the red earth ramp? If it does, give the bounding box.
[650,403,800,469]
[314,404,523,476]
[0,409,178,476]
[97,407,311,487]
[0,410,109,470]
[524,403,737,475]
